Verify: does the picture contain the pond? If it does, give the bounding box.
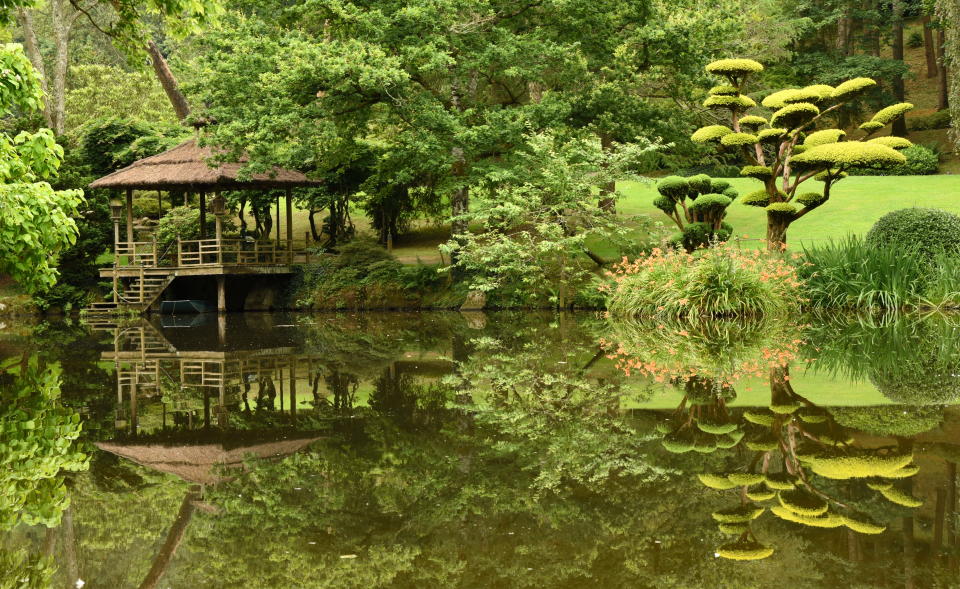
[1,311,958,588]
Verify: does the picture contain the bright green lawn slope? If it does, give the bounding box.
[618,175,960,249]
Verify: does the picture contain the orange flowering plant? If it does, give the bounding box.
[603,242,805,319]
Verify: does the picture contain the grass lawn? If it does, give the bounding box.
[291,175,958,264]
[618,174,960,250]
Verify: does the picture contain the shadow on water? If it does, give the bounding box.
[1,311,959,587]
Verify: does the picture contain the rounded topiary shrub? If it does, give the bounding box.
[865,207,960,260]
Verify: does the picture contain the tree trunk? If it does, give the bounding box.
[892,0,909,137]
[923,16,939,78]
[938,29,950,110]
[138,486,200,589]
[598,133,616,213]
[766,214,789,252]
[49,0,73,135]
[147,40,191,121]
[16,8,53,129]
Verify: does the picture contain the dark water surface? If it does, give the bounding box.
[2,311,959,588]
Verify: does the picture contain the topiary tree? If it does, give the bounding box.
[865,207,960,261]
[653,174,739,251]
[693,58,914,250]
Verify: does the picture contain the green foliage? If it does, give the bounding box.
[691,125,733,143]
[77,117,186,177]
[757,128,787,141]
[908,110,951,131]
[154,206,236,252]
[870,102,914,125]
[716,540,774,561]
[791,142,906,170]
[65,65,177,133]
[803,129,846,147]
[770,102,819,127]
[0,549,54,589]
[0,355,89,529]
[738,115,768,128]
[865,208,960,260]
[294,237,447,310]
[907,31,923,48]
[868,136,913,150]
[850,144,939,176]
[830,77,878,101]
[705,58,764,76]
[445,133,654,306]
[0,44,83,293]
[719,132,758,146]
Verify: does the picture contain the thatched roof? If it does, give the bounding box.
[95,436,322,485]
[89,139,322,190]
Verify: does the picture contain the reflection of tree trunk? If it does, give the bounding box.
[63,505,79,589]
[948,461,957,572]
[903,514,916,589]
[138,486,201,589]
[934,487,946,552]
[147,40,191,121]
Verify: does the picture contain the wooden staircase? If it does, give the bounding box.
[82,270,175,316]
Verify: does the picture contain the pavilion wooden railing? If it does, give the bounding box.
[114,240,158,267]
[113,238,313,268]
[175,238,312,266]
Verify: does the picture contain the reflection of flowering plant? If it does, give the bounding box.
[600,316,803,387]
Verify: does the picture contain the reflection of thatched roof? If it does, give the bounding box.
[95,436,322,485]
[89,139,322,190]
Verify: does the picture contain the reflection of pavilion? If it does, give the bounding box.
[100,318,318,435]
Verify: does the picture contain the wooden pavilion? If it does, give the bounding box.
[84,138,322,315]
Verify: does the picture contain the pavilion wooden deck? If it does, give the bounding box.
[85,237,316,316]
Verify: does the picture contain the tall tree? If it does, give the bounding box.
[891,0,908,137]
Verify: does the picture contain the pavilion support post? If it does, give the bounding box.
[276,195,281,243]
[216,276,226,314]
[199,191,207,240]
[125,188,134,245]
[289,359,297,418]
[286,188,293,258]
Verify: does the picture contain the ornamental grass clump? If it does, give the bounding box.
[605,245,803,318]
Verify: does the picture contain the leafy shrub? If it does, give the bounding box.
[906,31,923,48]
[154,206,237,252]
[866,207,960,260]
[294,237,448,309]
[908,110,951,131]
[605,244,803,318]
[848,144,939,175]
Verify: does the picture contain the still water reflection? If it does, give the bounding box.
[2,312,959,588]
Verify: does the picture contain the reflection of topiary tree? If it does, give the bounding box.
[683,369,923,561]
[653,175,739,251]
[693,58,913,250]
[0,355,89,530]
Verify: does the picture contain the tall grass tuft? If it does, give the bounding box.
[604,244,803,318]
[801,236,960,310]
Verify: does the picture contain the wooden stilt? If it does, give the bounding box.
[125,188,134,245]
[217,276,226,313]
[286,188,293,258]
[199,191,207,239]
